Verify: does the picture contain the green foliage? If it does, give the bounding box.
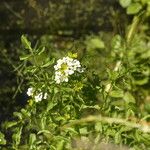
[1,29,150,149]
[0,0,150,150]
[127,3,142,14]
[119,0,132,8]
[0,132,6,145]
[119,0,150,16]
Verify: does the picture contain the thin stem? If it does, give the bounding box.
[105,60,122,93]
[4,2,23,19]
[126,16,140,45]
[61,115,150,133]
[126,11,145,45]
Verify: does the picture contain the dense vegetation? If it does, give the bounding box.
[0,0,150,149]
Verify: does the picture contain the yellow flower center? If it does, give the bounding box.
[60,63,68,74]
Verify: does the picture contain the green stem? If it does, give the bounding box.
[126,16,140,45]
[126,11,145,45]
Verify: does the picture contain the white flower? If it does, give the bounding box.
[27,87,48,102]
[34,93,43,102]
[64,69,74,75]
[54,56,84,84]
[34,92,47,102]
[77,67,85,73]
[27,87,34,96]
[54,65,59,70]
[54,71,69,83]
[43,93,48,99]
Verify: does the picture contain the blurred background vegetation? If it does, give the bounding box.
[0,0,150,126]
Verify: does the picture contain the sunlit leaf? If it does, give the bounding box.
[109,90,124,98]
[124,92,135,103]
[0,132,6,145]
[119,0,131,8]
[127,3,142,14]
[21,35,32,50]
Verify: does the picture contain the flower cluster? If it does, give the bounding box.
[54,56,84,84]
[27,87,47,102]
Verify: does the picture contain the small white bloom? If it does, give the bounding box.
[34,92,48,102]
[54,56,84,84]
[34,93,42,102]
[64,69,74,75]
[27,87,34,96]
[27,87,48,102]
[64,76,69,82]
[43,93,48,99]
[77,67,85,73]
[54,65,58,70]
[56,79,61,84]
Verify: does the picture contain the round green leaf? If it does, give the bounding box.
[119,0,131,8]
[127,3,142,14]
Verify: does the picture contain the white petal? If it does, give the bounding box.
[54,65,58,70]
[27,87,34,96]
[64,77,68,82]
[43,93,48,99]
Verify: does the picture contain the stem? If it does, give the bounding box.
[62,115,150,133]
[105,60,122,93]
[126,10,145,45]
[4,2,23,19]
[126,16,140,45]
[105,12,143,94]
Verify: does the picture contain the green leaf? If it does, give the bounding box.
[86,37,105,51]
[29,133,36,148]
[141,0,149,5]
[0,132,6,145]
[21,109,31,118]
[144,103,150,113]
[64,127,78,135]
[109,90,124,98]
[141,49,150,59]
[123,92,135,103]
[119,0,131,8]
[79,127,88,135]
[127,3,142,14]
[57,140,65,150]
[115,132,121,144]
[20,54,32,60]
[12,126,23,148]
[46,101,57,112]
[21,35,32,50]
[90,38,105,49]
[13,112,23,120]
[111,100,125,107]
[95,122,102,132]
[68,52,78,58]
[120,126,132,132]
[4,121,18,129]
[133,77,149,85]
[41,58,55,68]
[81,104,100,110]
[37,130,51,135]
[111,35,122,51]
[37,46,45,55]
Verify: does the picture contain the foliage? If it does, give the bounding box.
[0,0,150,150]
[1,24,150,149]
[119,0,150,16]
